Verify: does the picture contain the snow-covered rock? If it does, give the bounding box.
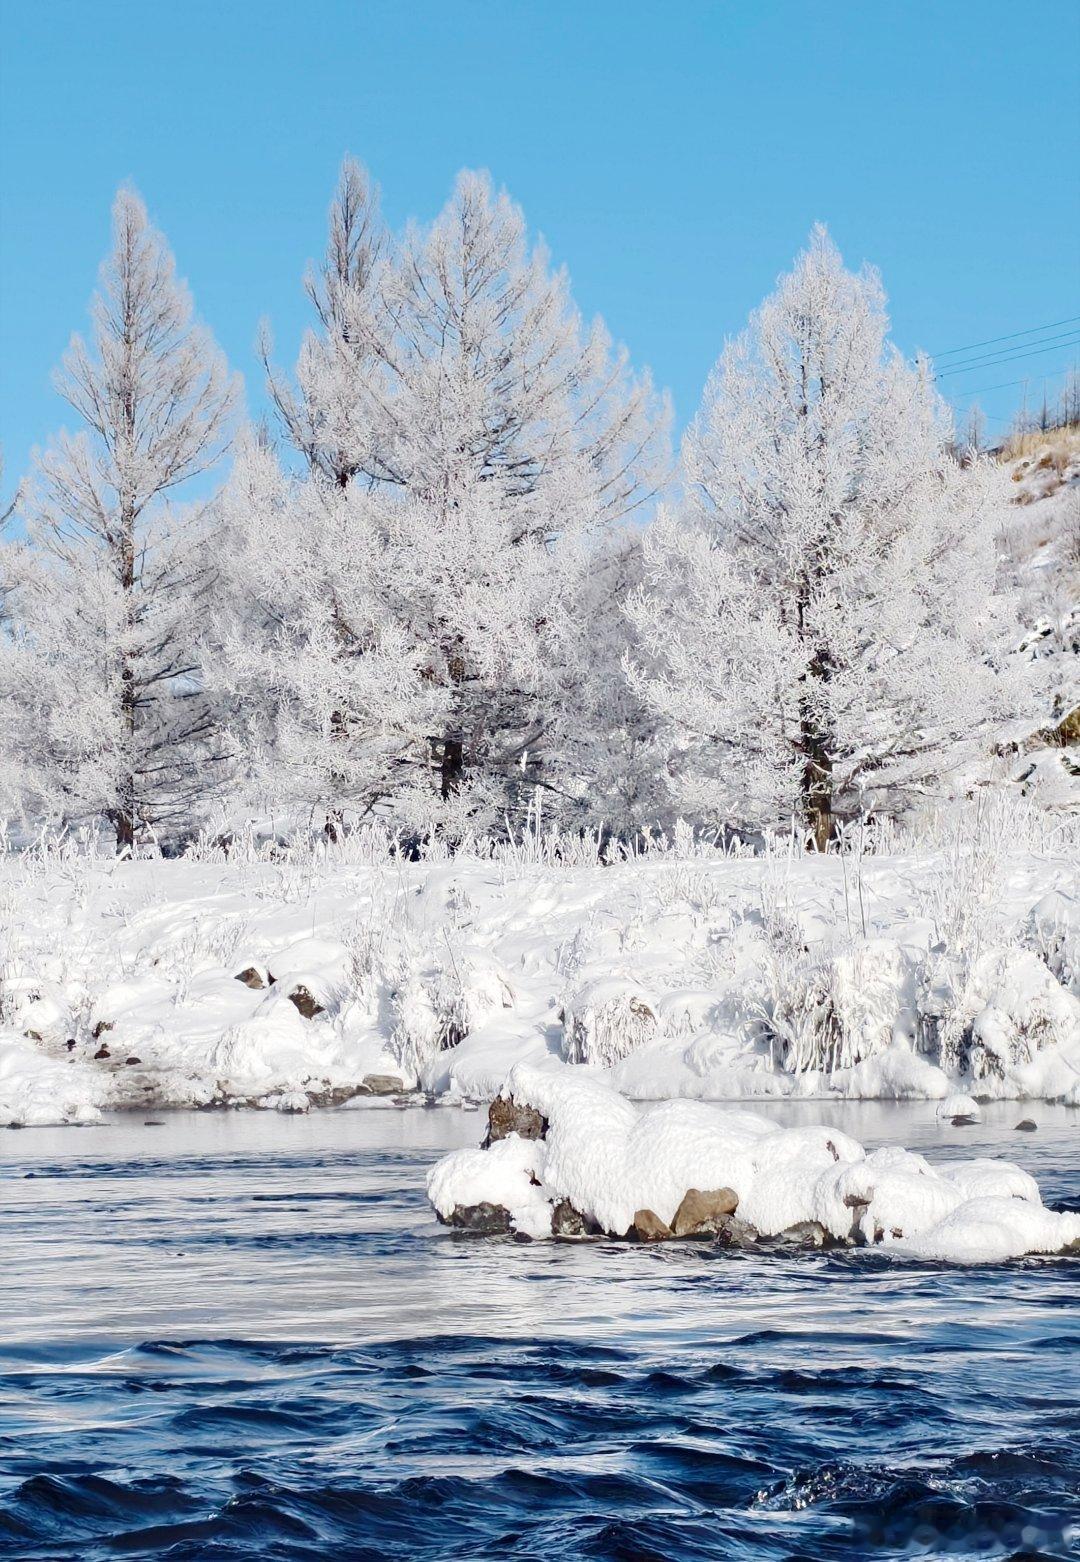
[425,1062,1080,1263]
[937,1093,981,1121]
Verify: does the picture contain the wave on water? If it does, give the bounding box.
[2,1106,1079,1560]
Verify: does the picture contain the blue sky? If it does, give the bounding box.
[1,0,1078,497]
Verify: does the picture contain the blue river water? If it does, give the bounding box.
[1,1100,1078,1561]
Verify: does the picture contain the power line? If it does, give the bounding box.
[950,367,1077,403]
[934,334,1080,378]
[935,329,1080,375]
[931,314,1080,359]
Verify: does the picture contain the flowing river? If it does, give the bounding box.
[2,1100,1078,1560]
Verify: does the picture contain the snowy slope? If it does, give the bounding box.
[995,426,1080,809]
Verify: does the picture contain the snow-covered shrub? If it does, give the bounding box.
[761,939,914,1076]
[0,964,80,1045]
[560,976,660,1067]
[339,889,413,1022]
[1024,890,1080,993]
[391,950,514,1082]
[925,945,1080,1082]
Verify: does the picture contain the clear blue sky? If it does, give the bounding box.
[2,0,1078,497]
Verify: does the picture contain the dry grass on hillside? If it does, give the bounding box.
[1001,424,1080,508]
[1001,421,1080,465]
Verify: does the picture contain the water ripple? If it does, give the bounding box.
[1,1101,1078,1559]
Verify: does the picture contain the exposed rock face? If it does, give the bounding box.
[305,1082,385,1109]
[772,1220,828,1248]
[484,1094,547,1146]
[713,1214,761,1249]
[446,1201,512,1234]
[287,985,325,1019]
[361,1074,405,1096]
[235,966,273,990]
[671,1187,739,1237]
[92,1021,114,1040]
[1015,1118,1038,1131]
[630,1208,672,1242]
[551,1200,600,1238]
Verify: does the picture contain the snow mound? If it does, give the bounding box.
[937,1093,982,1121]
[0,1035,104,1126]
[425,1062,1080,1263]
[764,940,915,1075]
[560,976,660,1066]
[942,947,1080,1084]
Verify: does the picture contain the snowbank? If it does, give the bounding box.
[426,1062,1080,1263]
[0,826,1078,1122]
[0,1035,103,1126]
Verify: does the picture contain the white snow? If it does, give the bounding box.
[0,815,1077,1123]
[426,1061,1080,1263]
[0,1034,103,1126]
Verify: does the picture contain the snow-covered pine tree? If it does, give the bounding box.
[376,170,669,823]
[8,188,237,847]
[235,163,669,834]
[205,434,446,830]
[543,527,672,838]
[628,226,1021,847]
[261,157,388,490]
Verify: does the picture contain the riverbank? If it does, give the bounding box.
[1,811,1078,1126]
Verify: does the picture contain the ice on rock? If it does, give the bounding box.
[938,1094,981,1121]
[426,1061,1080,1262]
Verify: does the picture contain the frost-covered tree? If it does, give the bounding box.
[629,227,1020,847]
[224,164,668,832]
[262,158,388,489]
[543,529,672,836]
[205,436,445,828]
[7,189,237,845]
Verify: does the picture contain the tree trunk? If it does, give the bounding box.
[440,649,467,802]
[802,759,833,852]
[115,501,138,853]
[440,735,464,800]
[799,644,834,852]
[112,804,135,853]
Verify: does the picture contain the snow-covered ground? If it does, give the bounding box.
[1,802,1077,1128]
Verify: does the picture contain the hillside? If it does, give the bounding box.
[993,423,1080,808]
